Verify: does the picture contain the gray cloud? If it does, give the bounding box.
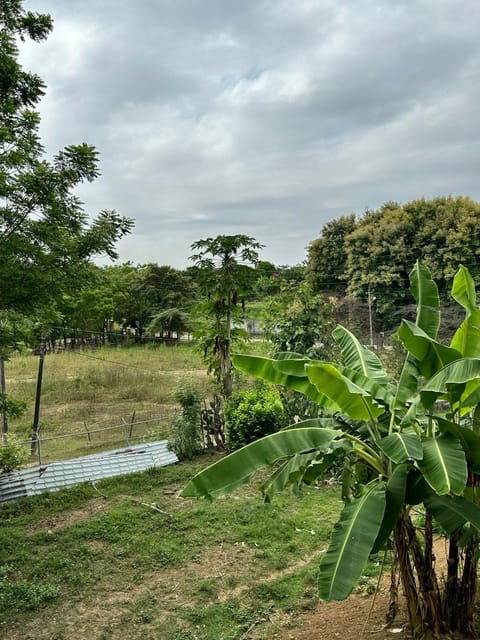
[19,0,480,268]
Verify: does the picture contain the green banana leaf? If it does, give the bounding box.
[409,261,440,339]
[451,265,477,313]
[392,262,440,411]
[332,325,388,384]
[378,433,423,464]
[181,427,338,499]
[437,417,480,468]
[318,481,386,600]
[398,320,461,378]
[272,353,311,377]
[231,354,339,410]
[281,417,345,431]
[306,363,384,421]
[424,493,480,536]
[405,468,434,505]
[302,441,352,485]
[262,449,323,500]
[417,434,467,495]
[337,364,394,406]
[450,309,480,358]
[420,358,480,410]
[371,463,409,553]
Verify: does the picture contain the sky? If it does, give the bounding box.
[19,0,480,269]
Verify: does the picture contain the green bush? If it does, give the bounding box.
[169,380,203,460]
[225,386,286,450]
[0,434,28,474]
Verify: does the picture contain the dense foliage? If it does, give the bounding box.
[225,385,285,450]
[307,196,480,325]
[184,262,480,639]
[0,0,133,347]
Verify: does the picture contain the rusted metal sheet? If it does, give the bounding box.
[0,441,178,504]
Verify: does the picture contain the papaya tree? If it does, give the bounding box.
[182,262,480,639]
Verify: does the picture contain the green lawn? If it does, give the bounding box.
[0,455,342,640]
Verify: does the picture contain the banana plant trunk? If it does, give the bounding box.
[393,512,479,639]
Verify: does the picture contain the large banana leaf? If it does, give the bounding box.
[451,265,477,313]
[272,352,311,377]
[424,493,480,536]
[306,363,384,421]
[231,354,338,410]
[437,417,480,468]
[318,481,386,600]
[337,364,394,406]
[398,320,461,378]
[417,434,467,495]
[450,302,480,359]
[378,433,423,464]
[420,358,480,410]
[371,464,409,553]
[392,262,440,411]
[409,261,440,339]
[332,325,388,383]
[262,450,322,500]
[181,427,338,499]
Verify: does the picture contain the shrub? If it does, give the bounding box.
[0,434,28,474]
[169,380,203,460]
[225,385,286,450]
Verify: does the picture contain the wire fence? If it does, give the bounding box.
[10,413,172,466]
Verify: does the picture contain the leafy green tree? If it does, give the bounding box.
[183,262,480,639]
[263,281,336,360]
[306,214,357,294]
[0,1,133,323]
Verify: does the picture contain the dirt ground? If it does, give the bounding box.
[276,587,410,640]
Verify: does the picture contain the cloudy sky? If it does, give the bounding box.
[19,0,480,268]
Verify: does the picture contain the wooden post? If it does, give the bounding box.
[1,359,7,436]
[31,336,46,458]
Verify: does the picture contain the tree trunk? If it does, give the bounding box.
[1,359,8,436]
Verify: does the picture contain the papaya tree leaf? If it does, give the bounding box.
[318,481,386,600]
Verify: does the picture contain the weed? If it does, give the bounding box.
[0,579,60,612]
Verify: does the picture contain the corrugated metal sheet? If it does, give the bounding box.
[0,440,178,504]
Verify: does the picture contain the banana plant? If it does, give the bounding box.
[182,262,480,639]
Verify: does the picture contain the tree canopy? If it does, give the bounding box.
[307,196,480,324]
[0,0,133,326]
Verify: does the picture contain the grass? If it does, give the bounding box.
[0,456,342,640]
[4,342,268,463]
[6,343,272,463]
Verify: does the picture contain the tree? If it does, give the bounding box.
[190,234,264,400]
[183,262,480,639]
[263,281,336,360]
[306,214,357,294]
[0,1,133,324]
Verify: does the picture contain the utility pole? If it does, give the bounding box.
[367,286,375,347]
